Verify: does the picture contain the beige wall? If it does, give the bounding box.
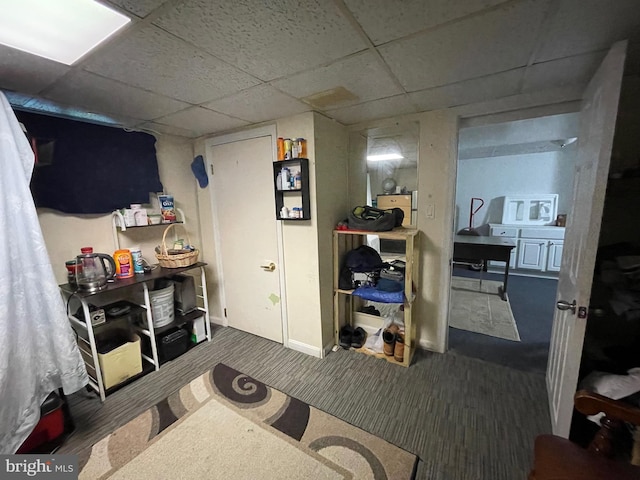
[348,132,368,206]
[191,137,223,322]
[39,134,196,287]
[276,113,323,350]
[415,110,458,352]
[312,113,349,350]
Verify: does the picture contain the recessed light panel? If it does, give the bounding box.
[0,0,130,65]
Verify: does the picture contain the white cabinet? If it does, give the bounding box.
[488,226,517,269]
[546,241,564,272]
[488,224,565,276]
[517,239,547,271]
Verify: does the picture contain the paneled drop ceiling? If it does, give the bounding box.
[1,0,640,138]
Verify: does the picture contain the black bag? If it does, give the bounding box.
[347,206,404,232]
[338,245,384,290]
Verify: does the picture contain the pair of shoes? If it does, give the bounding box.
[339,325,367,349]
[382,324,405,362]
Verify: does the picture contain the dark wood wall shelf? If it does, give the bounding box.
[273,158,310,220]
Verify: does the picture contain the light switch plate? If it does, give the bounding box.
[426,204,435,219]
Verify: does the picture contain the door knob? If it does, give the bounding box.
[260,262,276,272]
[556,299,576,314]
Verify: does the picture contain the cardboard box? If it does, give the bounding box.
[191,315,206,343]
[96,330,142,389]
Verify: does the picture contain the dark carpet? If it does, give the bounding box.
[60,326,550,480]
[449,267,558,373]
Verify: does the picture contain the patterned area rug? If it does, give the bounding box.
[77,363,418,479]
[449,276,521,342]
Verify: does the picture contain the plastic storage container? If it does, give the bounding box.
[149,283,175,328]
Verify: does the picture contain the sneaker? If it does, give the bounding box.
[351,327,367,348]
[339,325,354,349]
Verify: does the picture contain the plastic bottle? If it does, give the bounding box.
[113,249,134,279]
[130,245,144,274]
[281,167,290,190]
[277,137,285,161]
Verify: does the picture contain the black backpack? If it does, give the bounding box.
[347,206,404,232]
[338,245,384,290]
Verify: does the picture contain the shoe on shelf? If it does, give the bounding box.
[339,325,354,349]
[394,332,405,363]
[382,328,396,356]
[351,327,367,349]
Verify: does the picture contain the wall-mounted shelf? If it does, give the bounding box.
[111,208,185,250]
[273,158,310,220]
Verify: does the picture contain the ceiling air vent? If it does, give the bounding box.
[301,87,359,109]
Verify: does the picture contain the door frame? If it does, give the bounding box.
[205,125,289,347]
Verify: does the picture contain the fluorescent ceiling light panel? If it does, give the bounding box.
[367,153,404,161]
[0,0,130,65]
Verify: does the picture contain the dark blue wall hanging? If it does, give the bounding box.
[16,111,163,215]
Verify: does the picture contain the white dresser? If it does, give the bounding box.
[488,223,565,276]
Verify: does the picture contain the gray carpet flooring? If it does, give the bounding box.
[60,326,551,479]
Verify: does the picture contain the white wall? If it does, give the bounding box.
[454,149,577,231]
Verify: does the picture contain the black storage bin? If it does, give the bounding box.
[158,327,190,363]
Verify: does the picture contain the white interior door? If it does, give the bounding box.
[546,41,626,437]
[209,134,284,343]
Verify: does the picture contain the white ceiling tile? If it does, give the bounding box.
[454,85,585,118]
[378,0,546,92]
[271,51,403,108]
[523,51,606,93]
[344,0,509,45]
[534,0,640,62]
[44,71,189,121]
[153,0,367,81]
[155,106,250,137]
[104,0,167,18]
[325,95,416,125]
[204,85,309,123]
[409,69,523,111]
[0,45,69,95]
[83,25,261,104]
[137,122,199,138]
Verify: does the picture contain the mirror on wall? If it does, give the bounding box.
[349,121,419,226]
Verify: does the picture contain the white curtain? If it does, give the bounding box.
[0,93,88,453]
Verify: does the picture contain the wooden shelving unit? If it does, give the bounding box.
[333,227,420,367]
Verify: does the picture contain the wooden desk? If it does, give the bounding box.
[453,235,516,300]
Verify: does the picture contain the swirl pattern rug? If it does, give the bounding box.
[77,363,417,479]
[449,277,521,342]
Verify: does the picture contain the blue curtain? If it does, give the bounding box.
[16,111,163,214]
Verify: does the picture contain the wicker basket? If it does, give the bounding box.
[155,223,199,268]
